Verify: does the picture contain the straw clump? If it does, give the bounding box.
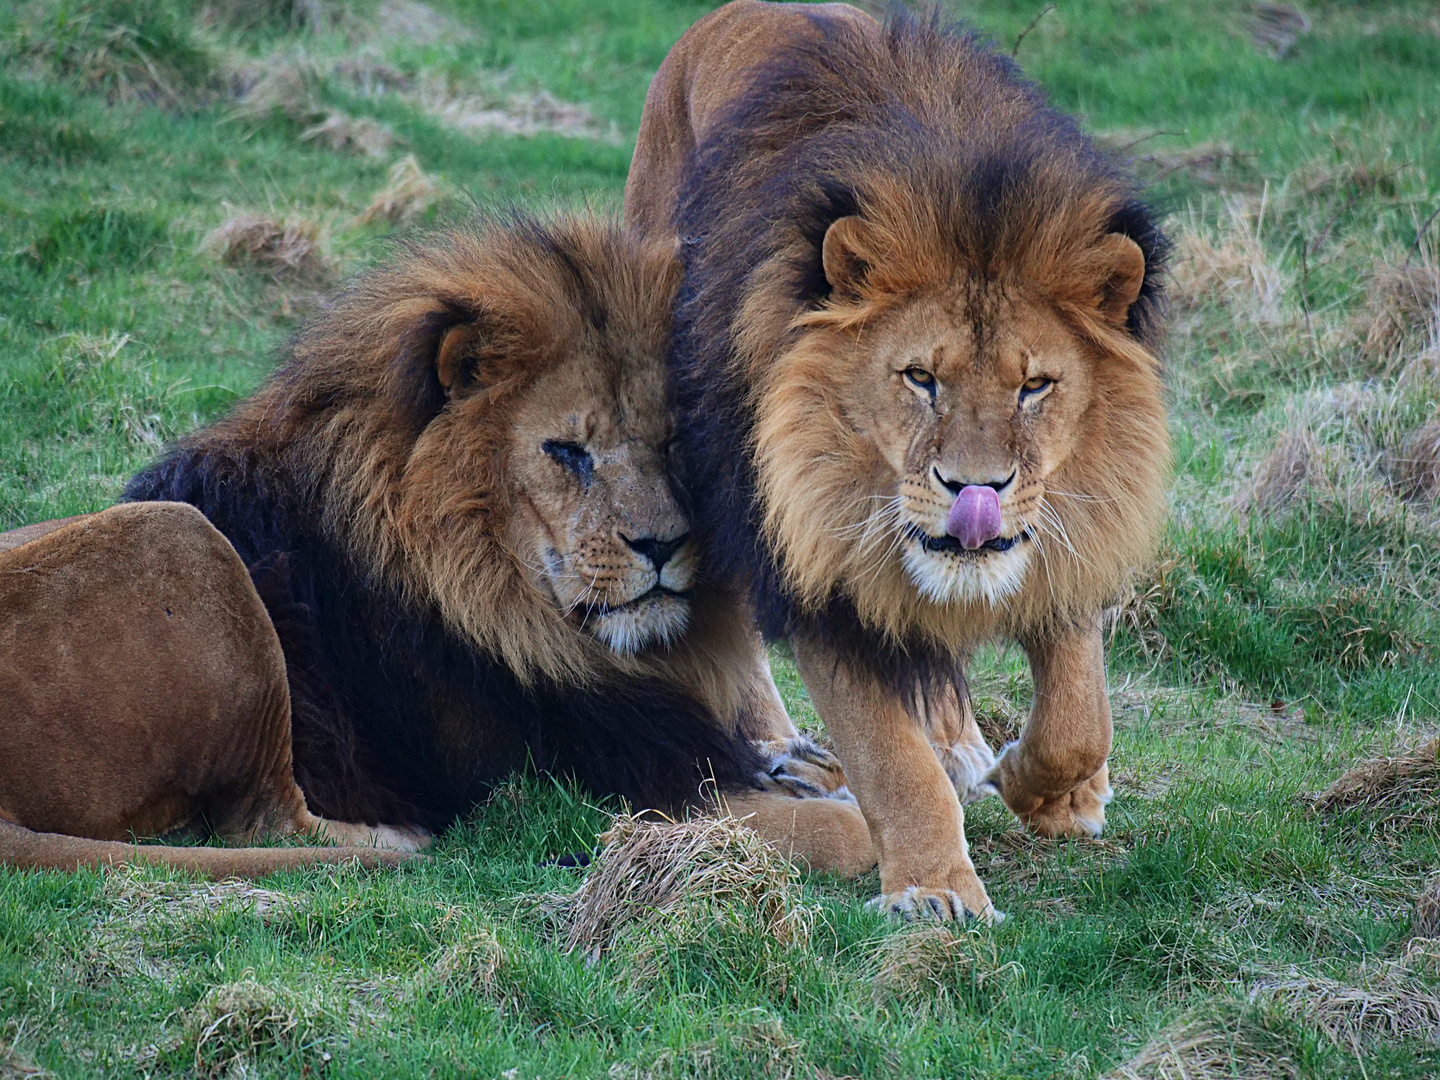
[300,111,396,159]
[0,1042,47,1080]
[1102,1005,1301,1080]
[432,927,506,991]
[872,923,1020,1011]
[1311,735,1440,835]
[541,812,813,963]
[1253,958,1440,1050]
[201,204,333,282]
[355,154,442,225]
[1170,201,1290,323]
[184,977,332,1078]
[1414,877,1440,939]
[1357,250,1440,364]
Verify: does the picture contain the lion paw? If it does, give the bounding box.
[313,819,433,852]
[369,824,434,852]
[866,886,1005,924]
[934,735,998,804]
[754,736,851,799]
[982,746,1113,839]
[1023,777,1112,839]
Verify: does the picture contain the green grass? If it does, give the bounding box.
[3,0,1440,1076]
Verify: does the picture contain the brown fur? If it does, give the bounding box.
[625,2,1169,917]
[128,217,877,873]
[0,502,425,878]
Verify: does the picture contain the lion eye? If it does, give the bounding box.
[1019,376,1053,402]
[543,440,594,486]
[903,366,937,399]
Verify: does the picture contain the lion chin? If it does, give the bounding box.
[899,530,1035,607]
[590,590,692,654]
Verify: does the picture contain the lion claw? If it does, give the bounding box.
[753,736,851,799]
[866,886,1005,924]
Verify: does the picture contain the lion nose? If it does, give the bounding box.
[932,466,1016,496]
[622,533,688,572]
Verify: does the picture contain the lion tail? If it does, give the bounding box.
[0,818,416,879]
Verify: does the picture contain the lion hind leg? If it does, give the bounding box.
[0,817,416,879]
[717,790,876,877]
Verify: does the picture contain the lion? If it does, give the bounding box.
[1,501,424,876]
[623,2,1169,919]
[122,216,875,874]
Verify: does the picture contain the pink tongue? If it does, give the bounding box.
[946,485,1002,550]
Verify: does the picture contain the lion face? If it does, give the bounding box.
[750,210,1167,644]
[841,289,1093,607]
[504,365,697,655]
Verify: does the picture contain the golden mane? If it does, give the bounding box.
[664,6,1169,663]
[196,219,684,685]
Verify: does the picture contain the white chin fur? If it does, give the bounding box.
[592,594,691,654]
[900,540,1032,607]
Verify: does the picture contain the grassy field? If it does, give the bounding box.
[4,0,1440,1076]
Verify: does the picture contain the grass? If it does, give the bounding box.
[2,0,1440,1075]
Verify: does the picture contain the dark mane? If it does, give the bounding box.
[125,218,766,828]
[669,5,1167,685]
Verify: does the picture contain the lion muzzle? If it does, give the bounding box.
[946,485,1003,550]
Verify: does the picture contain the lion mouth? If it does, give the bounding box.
[595,586,692,616]
[906,525,1032,556]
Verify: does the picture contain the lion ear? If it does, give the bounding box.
[822,215,880,298]
[436,320,486,395]
[1094,233,1146,325]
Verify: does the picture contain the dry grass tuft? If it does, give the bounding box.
[1311,735,1440,837]
[1236,429,1321,518]
[1254,958,1440,1050]
[228,54,324,125]
[432,928,506,991]
[374,0,471,45]
[1414,878,1440,939]
[1102,1005,1301,1080]
[1357,253,1440,364]
[300,111,396,159]
[1105,550,1182,661]
[1170,202,1290,322]
[1391,419,1440,500]
[355,154,442,225]
[871,923,1020,1008]
[184,978,328,1077]
[102,863,307,923]
[417,78,620,143]
[539,812,810,961]
[1244,4,1311,59]
[0,1042,47,1079]
[201,204,333,281]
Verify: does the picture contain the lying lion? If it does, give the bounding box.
[0,501,424,876]
[122,215,873,873]
[625,2,1170,918]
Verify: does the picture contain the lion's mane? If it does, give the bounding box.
[126,218,765,828]
[669,8,1169,686]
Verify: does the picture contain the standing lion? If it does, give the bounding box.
[123,216,874,874]
[625,2,1169,919]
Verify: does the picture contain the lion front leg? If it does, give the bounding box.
[791,634,999,923]
[983,618,1113,838]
